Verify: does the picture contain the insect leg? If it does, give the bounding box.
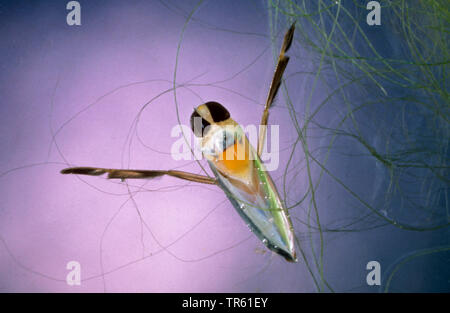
[257,23,295,157]
[61,167,217,185]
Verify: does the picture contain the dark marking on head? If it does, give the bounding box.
[190,109,211,137]
[204,101,230,123]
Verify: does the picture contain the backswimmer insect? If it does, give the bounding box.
[61,23,297,262]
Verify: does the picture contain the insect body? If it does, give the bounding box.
[61,23,297,262]
[191,101,296,262]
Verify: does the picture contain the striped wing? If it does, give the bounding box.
[207,133,297,262]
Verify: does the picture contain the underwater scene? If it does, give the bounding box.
[0,0,448,292]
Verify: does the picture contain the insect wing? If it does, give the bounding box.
[208,140,297,262]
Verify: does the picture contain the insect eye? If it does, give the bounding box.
[190,110,211,137]
[204,101,230,123]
